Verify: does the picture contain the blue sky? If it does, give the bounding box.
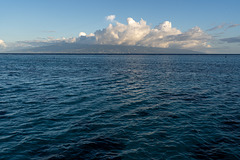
[0,0,240,53]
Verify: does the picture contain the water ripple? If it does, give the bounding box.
[0,55,240,160]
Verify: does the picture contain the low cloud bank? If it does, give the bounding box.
[3,16,212,51]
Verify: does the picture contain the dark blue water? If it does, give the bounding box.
[0,54,240,160]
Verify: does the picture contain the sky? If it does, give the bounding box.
[0,0,240,53]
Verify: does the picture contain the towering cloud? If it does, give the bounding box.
[0,39,6,48]
[95,18,150,46]
[95,17,211,49]
[137,21,182,48]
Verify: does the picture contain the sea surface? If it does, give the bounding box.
[0,54,240,160]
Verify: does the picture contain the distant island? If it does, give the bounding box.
[6,43,203,54]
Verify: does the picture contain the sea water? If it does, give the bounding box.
[0,54,239,160]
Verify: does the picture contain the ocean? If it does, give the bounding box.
[0,54,240,160]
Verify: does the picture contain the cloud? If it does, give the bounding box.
[207,23,240,32]
[226,24,240,30]
[220,36,240,43]
[34,37,77,44]
[76,32,96,44]
[106,15,116,22]
[12,37,77,49]
[79,32,87,37]
[12,32,96,49]
[0,39,6,48]
[96,18,150,46]
[143,26,211,48]
[207,24,226,31]
[78,32,95,38]
[95,18,211,49]
[4,16,212,51]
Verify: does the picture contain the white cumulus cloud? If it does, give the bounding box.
[106,15,116,22]
[76,32,96,44]
[79,32,87,37]
[79,32,95,37]
[0,39,6,48]
[95,18,150,45]
[94,17,211,49]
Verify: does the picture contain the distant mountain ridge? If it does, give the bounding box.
[7,43,203,54]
